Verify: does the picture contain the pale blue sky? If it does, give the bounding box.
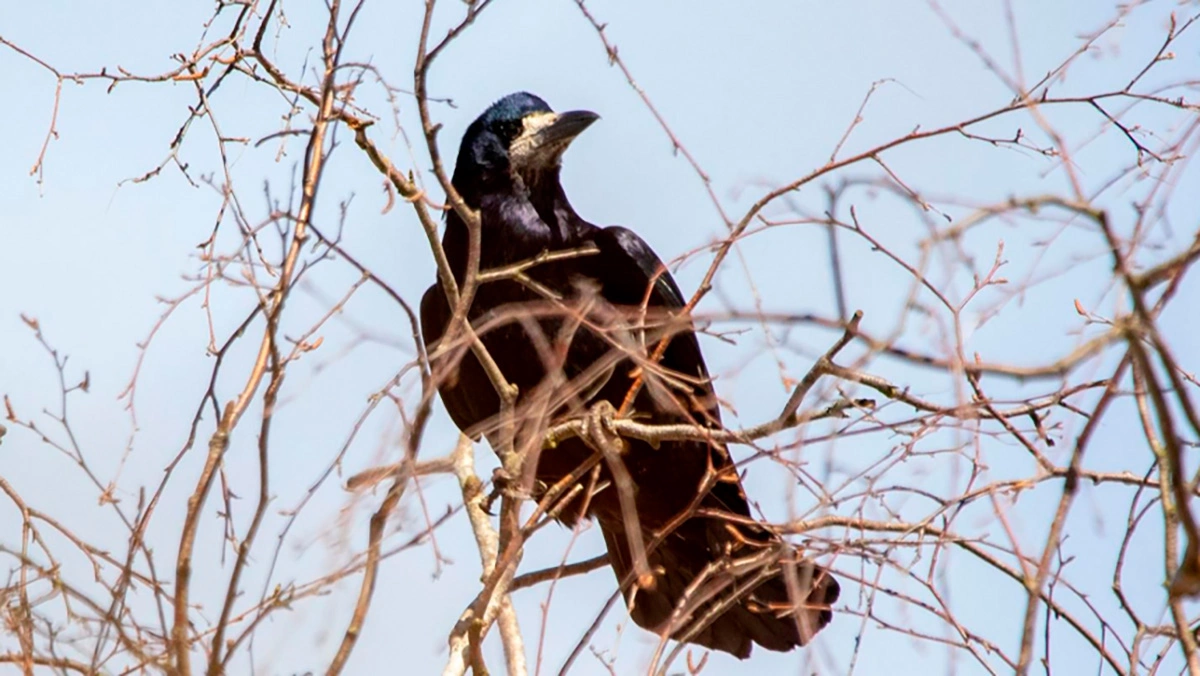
[2,1,1198,674]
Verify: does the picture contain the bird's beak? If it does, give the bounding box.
[535,110,600,146]
[510,110,600,169]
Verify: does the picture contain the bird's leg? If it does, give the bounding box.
[581,401,657,592]
[481,468,509,516]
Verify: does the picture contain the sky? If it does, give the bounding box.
[2,1,1199,674]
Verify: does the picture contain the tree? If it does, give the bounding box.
[2,1,1198,674]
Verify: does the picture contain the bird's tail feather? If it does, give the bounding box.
[599,516,839,659]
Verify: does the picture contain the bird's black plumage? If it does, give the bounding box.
[420,92,838,659]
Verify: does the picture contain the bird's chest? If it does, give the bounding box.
[468,265,617,397]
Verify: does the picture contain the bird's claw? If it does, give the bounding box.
[483,466,536,514]
[583,400,627,456]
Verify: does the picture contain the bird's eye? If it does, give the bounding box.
[498,119,522,141]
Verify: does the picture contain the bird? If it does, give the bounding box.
[420,92,838,659]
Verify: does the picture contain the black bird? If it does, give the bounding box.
[420,92,838,659]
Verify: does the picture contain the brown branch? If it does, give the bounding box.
[510,555,610,592]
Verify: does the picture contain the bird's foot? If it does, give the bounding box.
[482,466,537,514]
[582,400,627,456]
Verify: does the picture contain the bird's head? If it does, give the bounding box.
[453,92,599,199]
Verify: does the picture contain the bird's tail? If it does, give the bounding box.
[599,516,839,659]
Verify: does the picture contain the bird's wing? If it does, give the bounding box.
[588,226,689,308]
[587,226,757,514]
[588,226,839,657]
[586,227,716,415]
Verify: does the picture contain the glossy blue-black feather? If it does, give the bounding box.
[419,93,839,659]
